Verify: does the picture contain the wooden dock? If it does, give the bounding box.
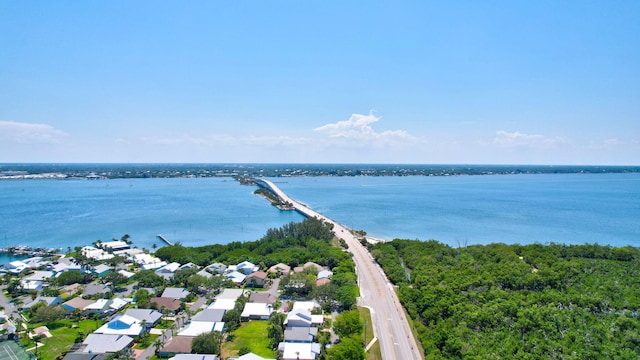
[156,234,174,246]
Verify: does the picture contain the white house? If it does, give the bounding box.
[235,261,259,275]
[240,303,272,320]
[82,333,133,353]
[95,314,144,337]
[285,310,323,328]
[278,342,321,360]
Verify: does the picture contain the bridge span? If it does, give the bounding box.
[257,178,423,360]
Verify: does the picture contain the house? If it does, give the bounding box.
[240,303,272,320]
[249,292,275,304]
[179,262,198,270]
[82,246,114,261]
[109,297,130,312]
[82,284,112,297]
[60,283,83,297]
[205,263,227,274]
[23,296,62,309]
[95,314,144,337]
[22,270,55,282]
[62,298,96,312]
[216,288,244,301]
[101,240,130,252]
[284,327,318,343]
[278,342,321,360]
[20,280,45,292]
[93,264,112,277]
[134,253,166,270]
[268,263,291,276]
[169,355,218,360]
[162,287,190,300]
[284,310,323,328]
[235,353,275,360]
[7,260,29,274]
[22,256,46,269]
[292,301,319,312]
[84,299,112,314]
[196,269,213,278]
[192,309,225,322]
[124,309,163,327]
[160,336,193,357]
[303,262,323,272]
[235,261,259,275]
[150,297,182,312]
[225,271,246,284]
[118,269,135,279]
[315,278,331,287]
[317,270,333,280]
[50,260,82,273]
[62,353,109,360]
[33,325,52,338]
[82,333,133,353]
[155,262,181,280]
[177,321,224,337]
[208,299,236,311]
[245,271,268,287]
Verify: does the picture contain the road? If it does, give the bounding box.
[260,179,422,360]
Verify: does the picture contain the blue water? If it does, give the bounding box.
[269,173,640,247]
[0,177,304,252]
[1,174,638,260]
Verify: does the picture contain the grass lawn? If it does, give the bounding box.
[134,333,160,349]
[221,320,275,359]
[359,307,382,360]
[25,319,104,360]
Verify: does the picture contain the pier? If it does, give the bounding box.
[156,234,174,246]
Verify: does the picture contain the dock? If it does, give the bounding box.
[156,234,174,246]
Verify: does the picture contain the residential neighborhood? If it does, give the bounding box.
[0,236,357,360]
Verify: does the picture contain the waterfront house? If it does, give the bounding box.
[100,240,130,252]
[7,260,29,274]
[82,246,114,261]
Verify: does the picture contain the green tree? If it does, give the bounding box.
[333,310,362,339]
[267,312,287,349]
[327,335,365,360]
[191,331,222,354]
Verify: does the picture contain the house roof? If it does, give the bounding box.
[83,333,133,353]
[246,271,268,280]
[63,297,96,311]
[315,278,331,287]
[177,321,217,337]
[284,327,318,343]
[157,262,181,273]
[268,263,291,274]
[118,269,135,278]
[208,299,236,311]
[62,353,109,360]
[226,271,246,283]
[237,353,274,360]
[95,314,143,336]
[124,308,163,324]
[317,270,333,280]
[93,264,112,274]
[303,262,323,271]
[196,269,213,278]
[84,299,111,311]
[23,271,55,282]
[285,310,323,327]
[292,301,318,312]
[150,297,182,310]
[109,297,130,311]
[161,336,193,354]
[23,296,61,309]
[192,309,225,322]
[249,292,275,304]
[162,287,190,299]
[82,284,112,296]
[279,342,321,360]
[241,303,272,318]
[216,288,244,300]
[169,355,219,360]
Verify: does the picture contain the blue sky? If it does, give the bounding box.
[1,1,638,164]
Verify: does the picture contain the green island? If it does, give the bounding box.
[371,240,640,359]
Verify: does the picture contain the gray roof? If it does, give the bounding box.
[162,287,190,299]
[82,284,112,296]
[192,309,225,322]
[83,333,133,353]
[284,326,318,342]
[63,353,109,360]
[124,308,163,324]
[169,354,219,360]
[23,296,61,308]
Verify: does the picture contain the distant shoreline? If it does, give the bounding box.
[1,163,638,181]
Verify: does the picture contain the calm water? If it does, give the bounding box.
[0,174,638,261]
[269,173,640,247]
[0,177,304,252]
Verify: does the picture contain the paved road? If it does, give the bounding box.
[260,179,423,360]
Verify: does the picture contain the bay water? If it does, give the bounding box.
[0,173,638,263]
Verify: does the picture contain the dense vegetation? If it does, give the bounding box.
[371,240,640,359]
[155,217,358,310]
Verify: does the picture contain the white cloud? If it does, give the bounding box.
[492,130,569,147]
[0,120,69,144]
[314,112,413,140]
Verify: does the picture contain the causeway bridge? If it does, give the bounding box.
[257,178,423,360]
